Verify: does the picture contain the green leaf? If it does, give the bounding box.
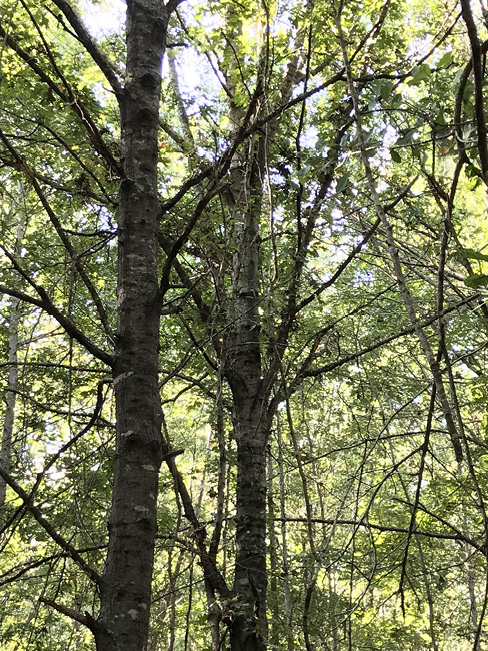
[392,93,403,108]
[435,108,447,126]
[452,68,463,88]
[335,174,349,193]
[437,51,454,69]
[466,164,482,179]
[390,148,402,163]
[296,164,311,179]
[452,248,488,262]
[396,130,417,146]
[463,274,488,288]
[408,63,432,85]
[380,80,395,101]
[315,138,327,153]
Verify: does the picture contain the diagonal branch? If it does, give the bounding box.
[0,283,113,366]
[276,517,485,554]
[0,20,121,174]
[49,0,123,97]
[0,465,100,583]
[160,411,230,598]
[298,295,476,380]
[40,597,92,628]
[0,130,113,339]
[336,1,463,461]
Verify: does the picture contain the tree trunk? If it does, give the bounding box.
[224,151,268,650]
[0,201,27,518]
[95,1,168,649]
[0,297,19,515]
[229,398,268,651]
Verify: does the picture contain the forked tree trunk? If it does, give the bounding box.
[217,7,315,644]
[95,1,168,649]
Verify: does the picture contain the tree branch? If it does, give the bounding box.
[49,0,123,97]
[0,466,100,583]
[0,20,121,174]
[460,0,488,182]
[276,518,485,553]
[0,283,113,367]
[40,597,92,628]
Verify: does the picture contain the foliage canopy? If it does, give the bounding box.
[2,0,488,649]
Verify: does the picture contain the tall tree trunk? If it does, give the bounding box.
[95,1,168,648]
[205,4,315,644]
[219,6,306,642]
[224,143,268,650]
[229,398,268,650]
[0,204,26,517]
[0,296,19,515]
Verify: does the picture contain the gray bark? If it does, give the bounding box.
[95,1,169,649]
[0,205,27,517]
[0,297,20,515]
[218,7,314,645]
[223,129,268,650]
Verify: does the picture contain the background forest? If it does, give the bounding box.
[1,0,488,649]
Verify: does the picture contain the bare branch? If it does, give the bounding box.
[40,597,93,628]
[276,518,485,553]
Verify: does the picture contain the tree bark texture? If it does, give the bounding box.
[0,292,20,515]
[224,136,268,650]
[96,2,167,649]
[0,208,26,516]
